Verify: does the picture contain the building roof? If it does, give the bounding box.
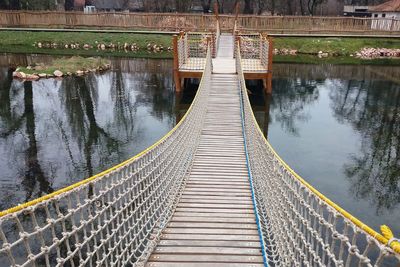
[369,0,400,12]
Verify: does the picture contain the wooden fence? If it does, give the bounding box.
[0,11,399,35]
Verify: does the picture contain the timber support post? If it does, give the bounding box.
[266,37,273,94]
[173,34,181,92]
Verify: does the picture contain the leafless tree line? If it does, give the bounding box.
[0,0,390,16]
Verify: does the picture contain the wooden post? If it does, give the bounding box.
[214,2,219,22]
[266,37,274,94]
[234,33,241,59]
[234,2,240,21]
[173,35,181,93]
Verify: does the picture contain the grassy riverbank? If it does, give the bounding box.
[0,31,172,58]
[273,37,400,56]
[17,56,110,76]
[0,31,400,64]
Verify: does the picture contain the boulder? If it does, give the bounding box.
[26,74,39,80]
[38,73,47,78]
[76,70,84,76]
[54,70,63,77]
[13,72,26,79]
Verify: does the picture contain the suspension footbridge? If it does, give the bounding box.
[0,21,399,267]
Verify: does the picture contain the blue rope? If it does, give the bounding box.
[238,79,269,267]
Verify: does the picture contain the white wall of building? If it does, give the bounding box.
[371,12,400,19]
[371,12,400,30]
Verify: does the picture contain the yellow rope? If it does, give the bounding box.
[247,96,400,254]
[0,53,208,218]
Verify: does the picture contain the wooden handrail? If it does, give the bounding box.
[0,11,399,33]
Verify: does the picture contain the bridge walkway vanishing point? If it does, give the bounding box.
[0,27,400,267]
[147,35,264,266]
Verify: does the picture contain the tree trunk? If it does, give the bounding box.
[257,0,265,15]
[270,0,275,15]
[65,0,74,11]
[243,0,253,14]
[287,0,293,15]
[201,0,212,13]
[299,0,305,15]
[10,0,20,10]
[216,0,225,13]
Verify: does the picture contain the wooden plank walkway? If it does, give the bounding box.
[146,35,263,267]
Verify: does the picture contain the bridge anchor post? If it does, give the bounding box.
[265,37,274,94]
[173,34,182,92]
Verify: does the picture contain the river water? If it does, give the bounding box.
[0,54,398,237]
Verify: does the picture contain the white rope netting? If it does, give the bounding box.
[178,32,211,71]
[238,33,270,72]
[236,43,400,267]
[0,46,213,267]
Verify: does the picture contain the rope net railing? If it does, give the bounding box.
[0,46,213,267]
[236,33,271,73]
[177,32,213,71]
[235,43,400,267]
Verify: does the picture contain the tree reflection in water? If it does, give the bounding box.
[22,81,54,201]
[331,80,400,212]
[0,58,175,210]
[271,78,320,136]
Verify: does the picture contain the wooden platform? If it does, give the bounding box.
[175,33,271,93]
[146,71,263,265]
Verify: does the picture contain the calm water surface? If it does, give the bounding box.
[0,54,398,237]
[252,63,400,236]
[0,54,177,211]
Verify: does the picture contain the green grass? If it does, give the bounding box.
[0,31,172,48]
[274,37,400,56]
[0,31,173,59]
[17,56,111,75]
[1,31,400,64]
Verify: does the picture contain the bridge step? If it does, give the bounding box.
[158,240,260,248]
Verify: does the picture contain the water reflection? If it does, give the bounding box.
[271,78,319,136]
[331,80,400,212]
[0,55,175,210]
[268,63,400,236]
[0,54,399,237]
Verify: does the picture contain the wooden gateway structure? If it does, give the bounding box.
[172,25,273,94]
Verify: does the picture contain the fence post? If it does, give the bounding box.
[266,37,273,94]
[173,35,181,93]
[234,33,241,59]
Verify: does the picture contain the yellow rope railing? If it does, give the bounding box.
[236,41,400,265]
[0,45,214,267]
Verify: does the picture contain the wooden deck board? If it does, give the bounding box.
[160,234,260,241]
[147,35,263,266]
[158,240,260,248]
[148,254,263,263]
[152,247,262,255]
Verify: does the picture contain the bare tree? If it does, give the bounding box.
[308,0,325,15]
[10,0,20,9]
[243,0,253,14]
[175,0,191,12]
[201,0,212,12]
[65,0,74,10]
